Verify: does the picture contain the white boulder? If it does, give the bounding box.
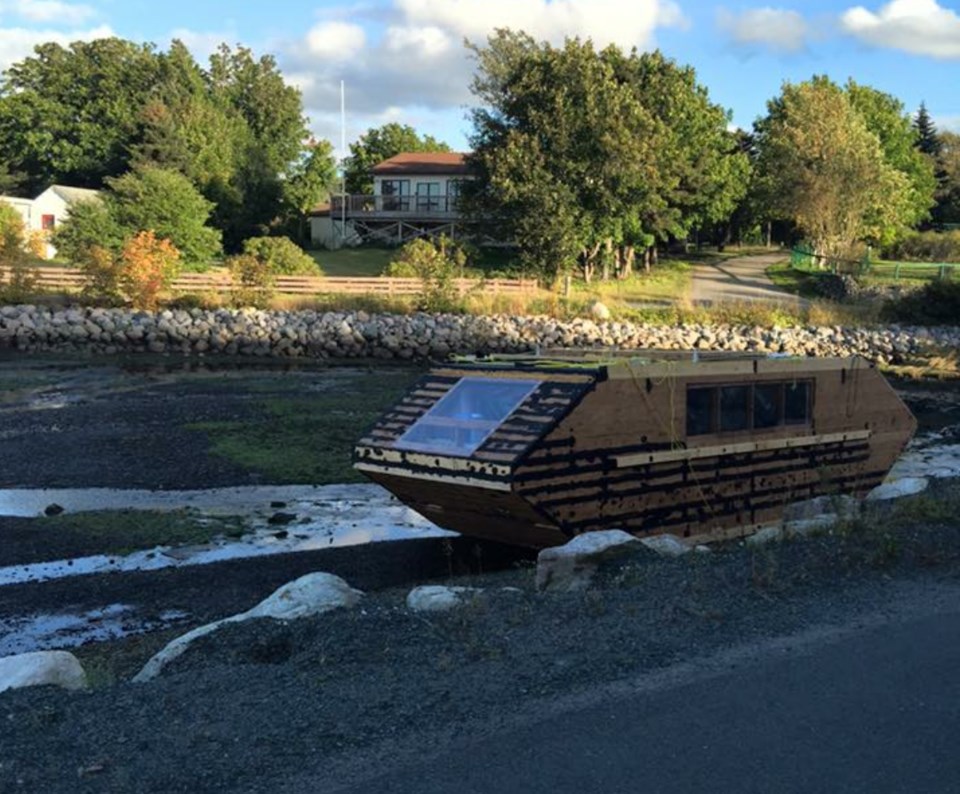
[0,651,87,694]
[134,572,362,683]
[536,530,642,592]
[639,534,691,557]
[746,526,784,547]
[406,585,482,613]
[589,301,611,320]
[783,495,860,523]
[866,477,929,502]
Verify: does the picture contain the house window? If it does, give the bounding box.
[686,381,812,436]
[395,377,540,457]
[447,179,463,211]
[416,182,441,212]
[41,214,55,231]
[380,180,410,211]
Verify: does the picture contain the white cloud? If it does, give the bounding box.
[717,7,810,53]
[841,0,960,58]
[0,23,112,70]
[282,0,687,146]
[0,0,96,26]
[306,21,365,60]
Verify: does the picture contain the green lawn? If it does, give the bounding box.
[572,258,692,305]
[312,247,395,277]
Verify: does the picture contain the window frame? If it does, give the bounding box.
[685,380,813,438]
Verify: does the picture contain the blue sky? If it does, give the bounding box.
[1,0,959,157]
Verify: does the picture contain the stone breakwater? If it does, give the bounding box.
[0,305,957,363]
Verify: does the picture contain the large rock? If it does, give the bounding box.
[639,534,691,557]
[134,572,362,682]
[536,530,643,592]
[0,651,87,694]
[866,477,929,502]
[406,585,482,613]
[783,494,860,523]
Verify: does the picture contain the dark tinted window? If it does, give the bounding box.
[753,383,781,429]
[686,387,714,436]
[784,382,810,424]
[720,385,750,432]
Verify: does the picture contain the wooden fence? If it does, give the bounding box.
[0,266,539,297]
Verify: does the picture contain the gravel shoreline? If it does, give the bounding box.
[2,483,960,793]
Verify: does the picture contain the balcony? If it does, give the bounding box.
[330,194,462,220]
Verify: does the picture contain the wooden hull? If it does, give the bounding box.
[355,354,916,548]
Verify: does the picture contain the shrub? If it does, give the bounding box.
[383,236,469,312]
[242,236,321,276]
[79,245,125,305]
[881,279,960,325]
[0,201,40,302]
[52,200,124,265]
[108,167,222,269]
[118,231,181,311]
[883,231,960,263]
[228,252,275,308]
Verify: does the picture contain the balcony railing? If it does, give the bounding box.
[330,194,462,216]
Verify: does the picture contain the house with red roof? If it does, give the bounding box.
[325,152,472,246]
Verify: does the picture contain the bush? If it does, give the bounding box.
[0,201,41,302]
[242,236,321,276]
[228,253,275,308]
[52,200,124,265]
[78,245,125,305]
[883,231,960,263]
[118,231,181,311]
[881,279,960,325]
[383,236,469,312]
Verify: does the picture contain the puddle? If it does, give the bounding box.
[0,604,191,656]
[0,484,454,587]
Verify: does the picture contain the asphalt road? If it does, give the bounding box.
[317,599,960,794]
[690,252,809,309]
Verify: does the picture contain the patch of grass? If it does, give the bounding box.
[187,367,423,483]
[312,247,395,277]
[35,509,246,556]
[572,258,692,306]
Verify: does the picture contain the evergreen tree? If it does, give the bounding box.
[913,102,941,157]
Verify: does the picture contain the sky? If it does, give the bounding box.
[1,0,959,159]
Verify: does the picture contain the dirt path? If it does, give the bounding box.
[690,252,807,309]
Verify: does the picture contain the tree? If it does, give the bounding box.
[934,130,960,226]
[107,167,222,266]
[0,38,310,251]
[282,139,337,244]
[913,102,941,156]
[345,123,451,194]
[0,38,162,193]
[55,167,221,268]
[845,81,936,239]
[464,30,749,280]
[118,231,181,310]
[753,77,908,264]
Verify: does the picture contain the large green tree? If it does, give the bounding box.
[344,123,451,194]
[0,37,311,250]
[0,38,161,193]
[464,30,749,280]
[845,80,936,239]
[753,77,910,263]
[282,139,337,244]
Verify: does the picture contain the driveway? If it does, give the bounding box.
[690,252,808,310]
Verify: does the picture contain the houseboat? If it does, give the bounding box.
[354,351,916,548]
